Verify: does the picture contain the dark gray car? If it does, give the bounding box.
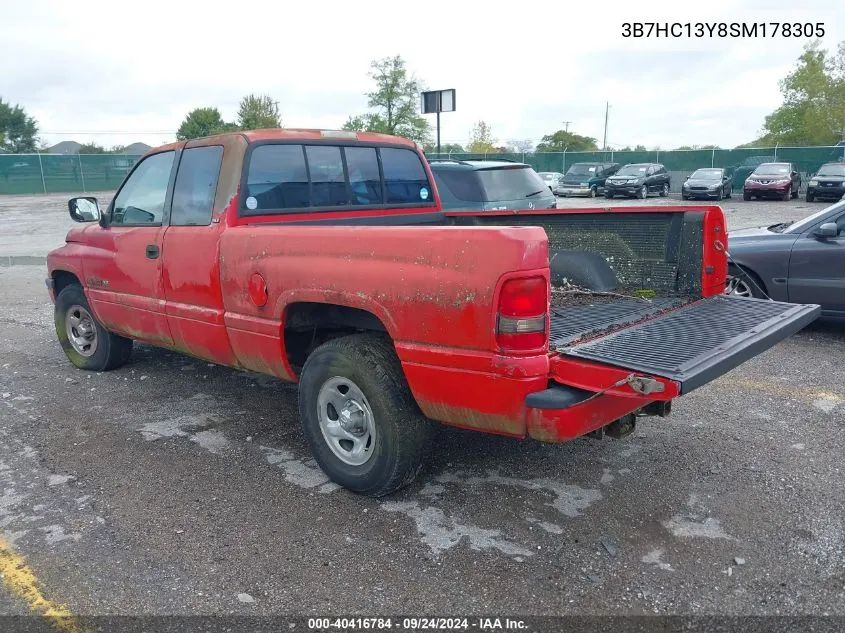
[725,200,845,318]
[681,167,733,200]
[429,159,557,212]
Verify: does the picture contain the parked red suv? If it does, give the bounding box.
[743,162,801,201]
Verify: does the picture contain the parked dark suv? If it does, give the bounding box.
[806,162,845,202]
[605,163,671,199]
[559,162,621,197]
[429,159,557,211]
[743,162,801,201]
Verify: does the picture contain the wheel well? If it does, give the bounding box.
[52,270,81,295]
[283,302,389,375]
[728,263,767,295]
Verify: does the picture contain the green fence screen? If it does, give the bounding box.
[1,146,844,196]
[0,153,140,195]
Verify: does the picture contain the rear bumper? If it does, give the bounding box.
[403,357,669,443]
[558,186,595,196]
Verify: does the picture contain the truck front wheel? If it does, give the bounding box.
[54,284,132,371]
[298,334,434,497]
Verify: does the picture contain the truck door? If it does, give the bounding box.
[161,144,238,366]
[83,150,176,346]
[788,211,845,314]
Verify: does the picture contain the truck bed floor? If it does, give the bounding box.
[550,297,690,348]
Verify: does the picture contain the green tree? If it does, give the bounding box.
[0,98,39,152]
[78,142,105,154]
[109,144,126,153]
[673,144,721,150]
[506,139,534,153]
[342,55,431,144]
[467,121,497,153]
[237,93,282,130]
[176,107,236,140]
[535,129,598,152]
[751,40,845,146]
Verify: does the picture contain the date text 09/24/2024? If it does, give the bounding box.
[307,618,528,630]
[622,22,825,38]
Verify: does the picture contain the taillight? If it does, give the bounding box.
[496,276,548,351]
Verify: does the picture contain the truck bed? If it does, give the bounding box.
[551,295,819,394]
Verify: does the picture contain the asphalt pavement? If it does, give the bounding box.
[0,193,843,623]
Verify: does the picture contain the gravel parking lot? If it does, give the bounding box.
[0,192,843,622]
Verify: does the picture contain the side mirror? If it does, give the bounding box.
[68,197,100,223]
[813,222,838,239]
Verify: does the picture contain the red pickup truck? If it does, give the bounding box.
[46,129,820,496]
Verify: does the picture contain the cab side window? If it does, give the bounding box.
[112,151,175,226]
[171,146,224,226]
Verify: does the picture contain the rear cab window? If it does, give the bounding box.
[241,142,434,215]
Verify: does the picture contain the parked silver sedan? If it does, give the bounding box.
[538,171,565,196]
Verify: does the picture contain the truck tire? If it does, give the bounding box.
[54,284,133,371]
[297,334,435,497]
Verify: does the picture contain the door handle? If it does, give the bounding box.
[146,244,159,259]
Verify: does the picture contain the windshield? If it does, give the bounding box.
[786,199,845,234]
[565,164,598,176]
[616,164,648,177]
[753,164,790,176]
[817,164,845,177]
[476,166,549,201]
[690,168,722,179]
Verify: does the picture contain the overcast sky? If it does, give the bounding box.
[1,0,841,150]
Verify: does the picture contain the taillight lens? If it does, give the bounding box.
[496,277,548,351]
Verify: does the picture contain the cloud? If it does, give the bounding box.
[0,0,839,149]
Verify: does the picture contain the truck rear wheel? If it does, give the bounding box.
[297,334,434,497]
[54,284,132,371]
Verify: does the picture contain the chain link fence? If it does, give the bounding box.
[426,145,845,193]
[2,145,844,196]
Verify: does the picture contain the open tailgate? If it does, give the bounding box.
[556,295,820,394]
